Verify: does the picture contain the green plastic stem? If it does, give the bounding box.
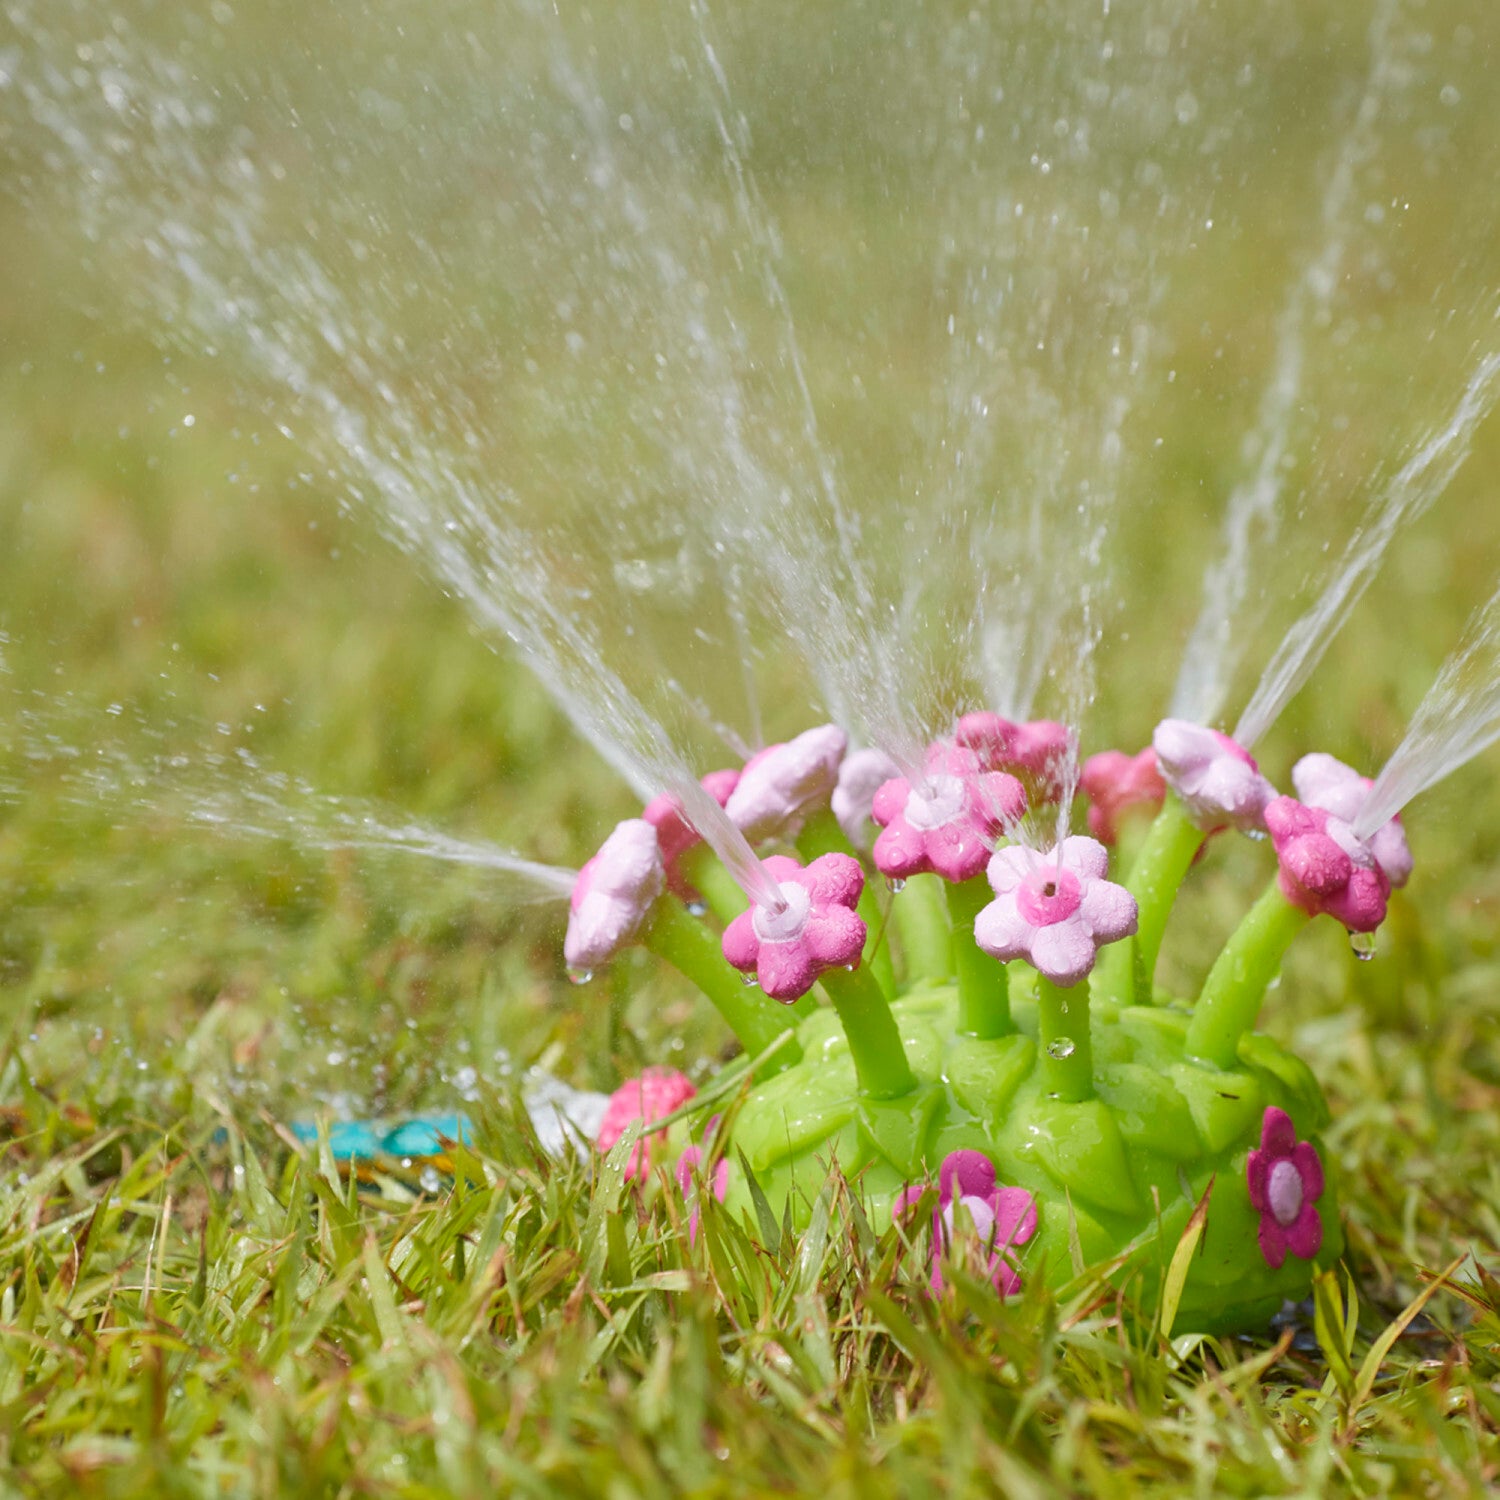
[677,844,748,927]
[818,962,918,1100]
[1036,974,1095,1102]
[795,811,896,999]
[1185,879,1312,1069]
[643,902,803,1072]
[945,875,1012,1038]
[890,873,953,982]
[1123,793,1207,1004]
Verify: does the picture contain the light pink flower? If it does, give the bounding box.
[643,767,742,899]
[871,746,1027,884]
[1264,795,1390,933]
[893,1149,1038,1294]
[675,1136,730,1244]
[1152,719,1276,833]
[974,836,1138,988]
[720,853,866,1001]
[1079,747,1165,844]
[1291,752,1413,889]
[1246,1107,1324,1270]
[956,713,1072,801]
[724,724,848,843]
[564,819,665,971]
[831,747,901,849]
[596,1067,697,1182]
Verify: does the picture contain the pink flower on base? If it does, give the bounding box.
[871,747,1027,884]
[1292,753,1413,890]
[675,1140,730,1244]
[721,853,866,1001]
[831,746,901,849]
[974,836,1138,988]
[596,1067,697,1182]
[1153,719,1276,834]
[564,819,665,971]
[894,1149,1038,1294]
[643,768,742,899]
[1246,1107,1324,1270]
[724,724,848,843]
[1080,747,1165,845]
[1264,796,1391,933]
[956,713,1072,801]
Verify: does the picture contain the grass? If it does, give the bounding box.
[4,0,1500,1491]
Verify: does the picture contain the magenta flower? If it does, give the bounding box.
[724,724,848,843]
[956,713,1072,801]
[1292,752,1413,890]
[720,853,867,1001]
[643,767,742,899]
[1246,1107,1324,1270]
[871,746,1027,884]
[675,1137,730,1244]
[1153,719,1276,833]
[1079,746,1166,845]
[1264,795,1391,933]
[596,1066,697,1182]
[973,836,1138,987]
[564,819,665,971]
[893,1149,1038,1294]
[831,746,901,849]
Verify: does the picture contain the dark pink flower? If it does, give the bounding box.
[956,713,1072,801]
[1246,1107,1324,1270]
[564,819,665,971]
[893,1149,1038,1294]
[1153,719,1276,833]
[675,1139,730,1244]
[596,1067,697,1182]
[871,746,1027,884]
[1079,747,1166,844]
[973,837,1138,987]
[643,768,742,899]
[1291,753,1413,890]
[720,853,866,1001]
[1264,795,1391,933]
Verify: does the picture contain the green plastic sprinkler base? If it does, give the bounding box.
[695,979,1340,1335]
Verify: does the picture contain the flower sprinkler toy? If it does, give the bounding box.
[569,718,1415,1335]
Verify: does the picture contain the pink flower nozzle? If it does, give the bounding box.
[596,1066,697,1182]
[1247,1107,1324,1270]
[870,745,1027,884]
[720,852,866,1001]
[643,767,742,897]
[974,836,1138,988]
[1291,752,1412,890]
[831,746,902,849]
[1079,746,1165,845]
[564,818,666,971]
[1152,719,1276,834]
[955,713,1072,801]
[724,723,849,843]
[675,1131,730,1244]
[1264,794,1392,933]
[893,1149,1038,1294]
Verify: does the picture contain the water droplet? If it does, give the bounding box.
[686,900,708,918]
[1245,828,1267,842]
[1047,1038,1076,1060]
[842,963,857,972]
[566,966,594,986]
[1349,931,1377,962]
[419,1164,442,1195]
[884,876,907,894]
[740,974,760,989]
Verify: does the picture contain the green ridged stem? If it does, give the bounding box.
[1122,793,1207,1004]
[677,843,748,927]
[818,962,918,1100]
[795,810,896,999]
[889,873,953,982]
[945,874,1012,1038]
[1185,879,1312,1069]
[643,901,803,1072]
[1036,974,1095,1102]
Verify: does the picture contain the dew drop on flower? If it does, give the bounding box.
[1047,1038,1076,1060]
[566,966,594,986]
[741,974,760,988]
[686,900,708,917]
[1349,931,1377,962]
[885,876,907,894]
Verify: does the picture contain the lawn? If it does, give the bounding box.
[3,0,1500,1493]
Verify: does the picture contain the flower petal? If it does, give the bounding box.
[972,894,1032,961]
[1285,1204,1323,1261]
[939,1149,996,1204]
[1291,1141,1324,1202]
[720,911,760,972]
[802,905,866,966]
[1028,917,1097,987]
[1078,879,1139,944]
[1257,1215,1289,1271]
[1259,1106,1297,1156]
